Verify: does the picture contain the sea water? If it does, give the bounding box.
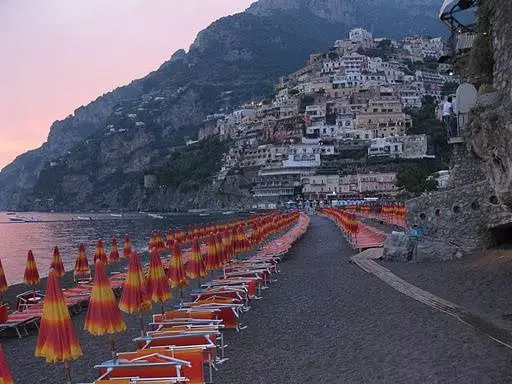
[0,211,244,284]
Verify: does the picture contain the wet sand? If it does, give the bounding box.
[5,216,512,383]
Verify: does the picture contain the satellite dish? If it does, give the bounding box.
[455,83,477,114]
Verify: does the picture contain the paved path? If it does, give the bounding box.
[215,215,512,384]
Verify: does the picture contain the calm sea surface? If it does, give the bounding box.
[0,211,246,285]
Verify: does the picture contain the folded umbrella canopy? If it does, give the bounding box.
[186,238,207,280]
[119,252,151,336]
[205,236,221,272]
[146,250,171,314]
[167,242,188,289]
[23,250,40,286]
[108,238,120,264]
[123,235,132,260]
[50,246,65,278]
[148,233,157,254]
[0,345,13,384]
[84,261,126,359]
[156,230,165,252]
[93,240,108,265]
[35,270,82,383]
[166,231,175,250]
[73,244,90,279]
[0,258,8,299]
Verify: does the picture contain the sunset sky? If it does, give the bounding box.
[0,0,254,169]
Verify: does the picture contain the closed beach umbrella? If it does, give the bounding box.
[0,345,13,384]
[93,240,107,264]
[50,246,65,278]
[23,250,40,286]
[35,270,82,383]
[205,236,220,272]
[0,258,8,298]
[84,261,126,359]
[167,242,187,289]
[166,231,175,250]
[186,238,207,280]
[156,231,165,252]
[215,233,226,266]
[108,238,120,264]
[146,250,171,314]
[148,233,157,253]
[123,235,132,260]
[73,244,90,279]
[119,252,151,336]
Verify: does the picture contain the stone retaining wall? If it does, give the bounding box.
[406,181,509,255]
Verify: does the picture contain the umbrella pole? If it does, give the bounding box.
[179,288,184,307]
[108,334,117,362]
[160,302,165,316]
[64,361,73,384]
[139,313,145,338]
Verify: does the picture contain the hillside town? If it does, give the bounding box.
[197,28,453,208]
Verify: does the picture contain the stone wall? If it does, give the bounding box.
[406,181,511,256]
[447,142,486,189]
[490,0,512,99]
[467,1,512,210]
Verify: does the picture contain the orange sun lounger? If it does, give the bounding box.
[94,353,191,383]
[94,348,207,384]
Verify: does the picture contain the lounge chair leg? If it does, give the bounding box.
[208,356,213,383]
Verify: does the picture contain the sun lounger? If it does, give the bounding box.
[94,353,191,383]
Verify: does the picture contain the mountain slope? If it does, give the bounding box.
[0,0,444,210]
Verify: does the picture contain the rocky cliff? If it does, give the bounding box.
[469,0,512,211]
[0,0,444,211]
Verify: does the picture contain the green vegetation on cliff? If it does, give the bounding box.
[157,139,229,192]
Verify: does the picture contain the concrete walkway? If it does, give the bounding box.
[215,215,512,384]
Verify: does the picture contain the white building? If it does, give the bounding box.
[349,28,373,48]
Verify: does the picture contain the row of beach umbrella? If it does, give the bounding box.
[0,211,293,383]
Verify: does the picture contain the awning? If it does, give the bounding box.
[439,0,459,20]
[439,0,480,29]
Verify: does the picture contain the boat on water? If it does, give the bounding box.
[148,213,164,219]
[222,211,235,215]
[6,212,16,216]
[8,216,39,223]
[110,213,123,218]
[74,216,93,221]
[199,213,210,217]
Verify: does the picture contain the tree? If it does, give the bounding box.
[406,96,450,165]
[396,163,439,194]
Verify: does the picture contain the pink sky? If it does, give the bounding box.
[0,0,254,169]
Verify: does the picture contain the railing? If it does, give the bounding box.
[455,32,476,53]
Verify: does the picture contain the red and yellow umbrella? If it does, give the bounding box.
[167,243,187,289]
[84,261,126,359]
[148,233,157,253]
[123,235,132,260]
[74,244,90,279]
[50,246,65,278]
[0,258,8,297]
[93,240,107,264]
[186,239,206,280]
[119,252,151,336]
[156,231,165,252]
[146,251,171,314]
[166,231,175,250]
[215,233,226,266]
[108,238,120,264]
[0,345,13,384]
[205,236,220,272]
[23,250,40,286]
[35,270,82,381]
